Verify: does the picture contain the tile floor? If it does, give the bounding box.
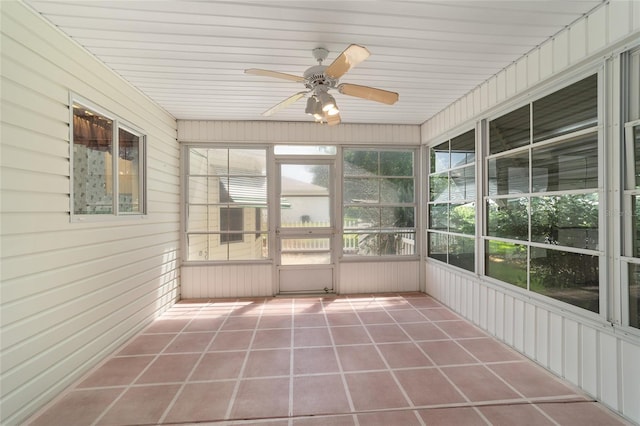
[28,293,631,426]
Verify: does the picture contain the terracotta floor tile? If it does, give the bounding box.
[244,349,291,378]
[336,345,386,371]
[366,324,411,343]
[183,317,225,332]
[163,332,215,353]
[376,342,432,368]
[400,322,448,341]
[77,356,154,388]
[345,371,410,411]
[387,309,429,323]
[97,384,180,425]
[330,326,371,345]
[293,375,351,416]
[478,403,555,426]
[326,312,360,326]
[419,307,461,321]
[418,407,487,425]
[357,410,423,425]
[190,351,245,380]
[489,361,578,398]
[442,365,521,402]
[117,333,175,355]
[294,347,339,374]
[252,328,292,349]
[136,353,200,384]
[294,327,332,347]
[374,297,415,310]
[208,330,253,351]
[29,389,122,426]
[537,401,628,426]
[395,368,467,406]
[292,299,324,314]
[358,311,394,324]
[418,340,478,366]
[163,381,235,423]
[293,414,356,425]
[144,318,191,333]
[294,313,327,327]
[458,338,523,363]
[436,320,487,338]
[222,316,260,331]
[407,297,442,308]
[258,314,293,329]
[229,378,290,419]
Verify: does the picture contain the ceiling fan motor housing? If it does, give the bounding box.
[303,65,337,91]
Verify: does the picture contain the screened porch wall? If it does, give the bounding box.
[421,2,640,424]
[178,120,421,297]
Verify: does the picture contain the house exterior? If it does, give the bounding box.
[1,1,639,425]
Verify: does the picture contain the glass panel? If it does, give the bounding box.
[485,240,528,288]
[429,204,448,231]
[380,151,413,176]
[281,164,330,228]
[430,141,449,172]
[428,232,448,262]
[531,134,598,192]
[634,126,640,188]
[188,177,225,203]
[429,173,449,202]
[531,194,598,250]
[344,231,414,256]
[533,74,598,142]
[381,178,414,203]
[188,148,209,175]
[449,202,475,235]
[281,238,331,265]
[449,235,475,272]
[202,148,229,175]
[274,145,336,155]
[187,234,211,261]
[486,198,528,240]
[450,165,475,201]
[229,233,268,260]
[633,196,640,258]
[226,177,267,206]
[344,150,379,175]
[488,151,530,196]
[73,104,114,214]
[489,105,530,154]
[381,207,414,228]
[118,128,141,213]
[628,263,640,329]
[530,248,599,313]
[229,149,266,175]
[344,207,379,228]
[450,130,475,167]
[187,205,214,232]
[344,178,379,203]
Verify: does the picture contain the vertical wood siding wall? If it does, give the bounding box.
[179,120,420,297]
[0,3,181,424]
[421,3,640,424]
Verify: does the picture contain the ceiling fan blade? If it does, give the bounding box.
[338,83,399,105]
[245,68,305,83]
[325,44,370,79]
[325,112,341,126]
[262,91,307,116]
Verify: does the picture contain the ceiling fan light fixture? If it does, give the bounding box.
[316,91,337,113]
[326,103,340,116]
[305,96,322,116]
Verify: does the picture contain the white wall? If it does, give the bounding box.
[179,120,421,297]
[421,2,640,424]
[0,2,181,424]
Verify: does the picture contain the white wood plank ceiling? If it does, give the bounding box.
[25,1,604,125]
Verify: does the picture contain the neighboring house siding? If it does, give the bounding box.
[421,2,640,424]
[0,3,180,425]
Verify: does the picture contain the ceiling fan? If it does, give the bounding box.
[245,44,399,126]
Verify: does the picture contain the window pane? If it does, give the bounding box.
[531,194,598,250]
[485,240,527,289]
[628,263,640,329]
[228,234,268,260]
[344,150,379,175]
[194,148,228,175]
[73,104,113,214]
[450,202,475,235]
[634,125,640,188]
[430,141,449,172]
[633,196,640,258]
[380,151,413,176]
[229,149,266,175]
[487,198,528,240]
[344,207,379,228]
[429,204,448,231]
[226,177,267,206]
[344,178,379,203]
[188,148,209,175]
[488,152,530,196]
[530,248,599,313]
[531,133,598,192]
[449,235,475,272]
[381,178,414,203]
[118,129,141,213]
[489,105,530,154]
[344,231,415,256]
[428,233,448,262]
[450,165,475,201]
[533,74,598,142]
[429,173,449,202]
[187,234,211,261]
[381,207,414,228]
[451,130,475,167]
[274,145,336,155]
[187,205,212,232]
[281,238,331,265]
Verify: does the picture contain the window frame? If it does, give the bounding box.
[69,94,147,222]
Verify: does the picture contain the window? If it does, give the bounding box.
[72,100,145,217]
[186,147,268,261]
[343,149,416,256]
[485,74,600,313]
[427,129,476,272]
